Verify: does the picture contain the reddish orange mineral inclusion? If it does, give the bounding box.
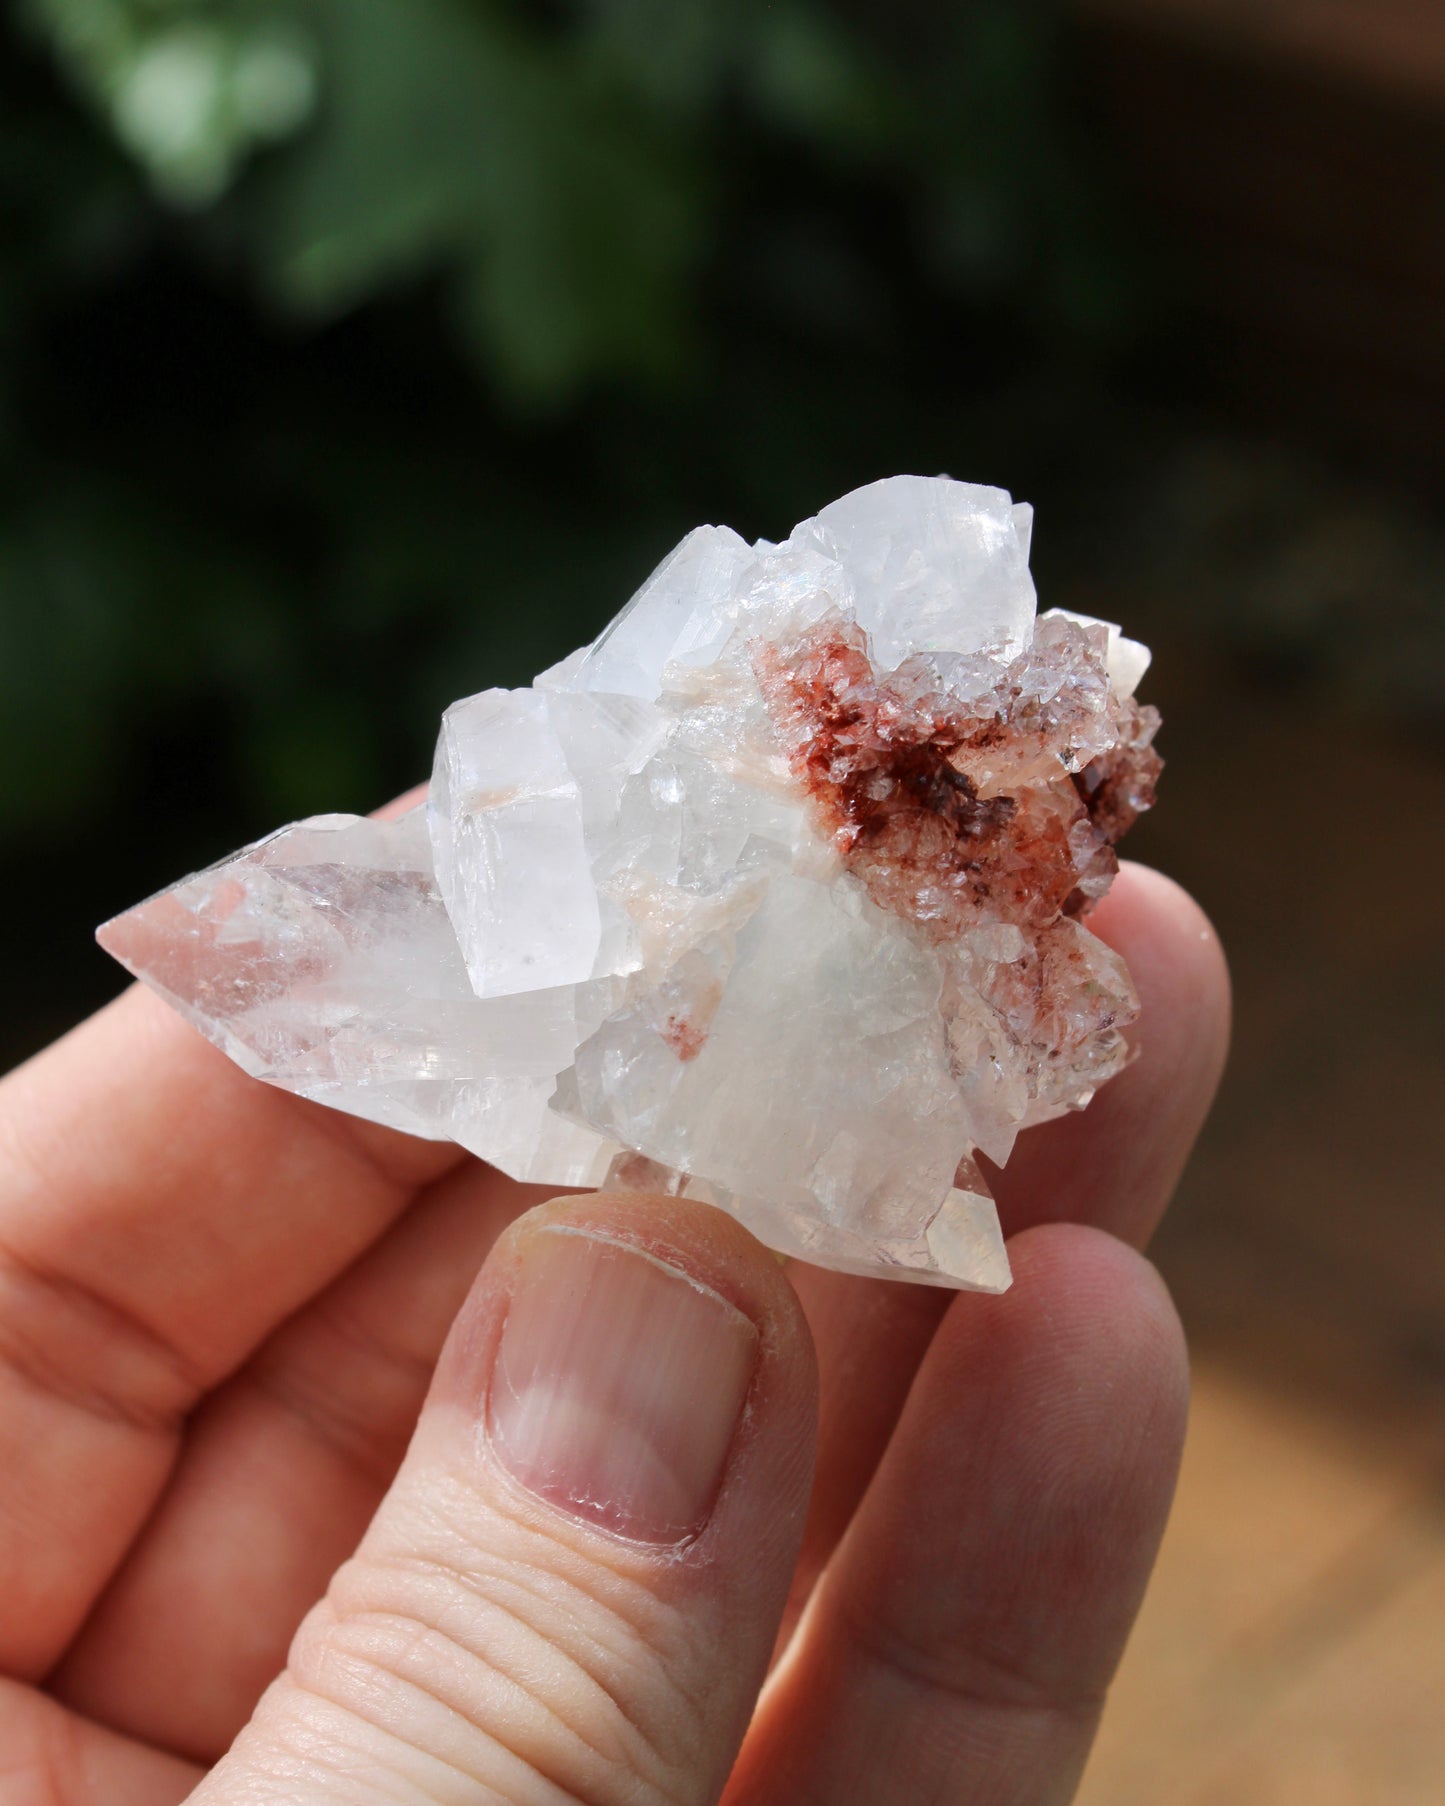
[661,1012,707,1062]
[753,614,1161,939]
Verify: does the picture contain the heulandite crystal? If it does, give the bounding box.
[100,477,1161,1290]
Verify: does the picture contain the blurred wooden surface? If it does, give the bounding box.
[1077,0,1445,100]
[1060,15,1445,1767]
[1080,1356,1445,1804]
[1075,647,1445,1802]
[1073,0,1445,477]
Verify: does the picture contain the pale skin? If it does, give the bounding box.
[0,860,1228,1805]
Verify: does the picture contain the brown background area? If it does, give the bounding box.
[1070,2,1445,1795]
[1074,640,1445,1804]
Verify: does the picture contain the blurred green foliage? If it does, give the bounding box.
[1,0,1146,1053]
[18,0,1115,403]
[4,0,1442,1064]
[2,0,1120,850]
[19,0,318,205]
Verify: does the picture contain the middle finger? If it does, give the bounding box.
[779,863,1228,1653]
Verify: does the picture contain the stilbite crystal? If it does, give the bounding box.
[99,476,1161,1291]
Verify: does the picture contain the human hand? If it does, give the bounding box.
[0,861,1226,1805]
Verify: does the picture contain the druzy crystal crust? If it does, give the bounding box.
[99,477,1161,1290]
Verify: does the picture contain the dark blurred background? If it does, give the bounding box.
[3,2,1443,1795]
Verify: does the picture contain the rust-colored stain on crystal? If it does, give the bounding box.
[661,1013,707,1061]
[753,614,1161,939]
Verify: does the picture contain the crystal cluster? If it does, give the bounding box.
[100,477,1161,1290]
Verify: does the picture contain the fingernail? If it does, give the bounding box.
[487,1227,759,1544]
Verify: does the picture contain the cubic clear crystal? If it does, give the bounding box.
[99,476,1161,1291]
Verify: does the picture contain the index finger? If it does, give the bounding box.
[0,982,462,1676]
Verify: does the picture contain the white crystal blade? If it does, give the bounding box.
[805,474,1037,665]
[571,524,757,699]
[430,688,602,997]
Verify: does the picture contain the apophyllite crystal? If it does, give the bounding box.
[99,477,1161,1291]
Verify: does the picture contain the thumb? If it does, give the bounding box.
[191,1194,818,1806]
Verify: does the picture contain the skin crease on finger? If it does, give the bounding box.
[192,1193,820,1806]
[726,1225,1192,1806]
[43,859,1226,1758]
[0,860,1226,1805]
[0,985,465,1681]
[2,1220,1185,1806]
[47,1160,558,1761]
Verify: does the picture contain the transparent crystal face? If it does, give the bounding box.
[99,476,1161,1291]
